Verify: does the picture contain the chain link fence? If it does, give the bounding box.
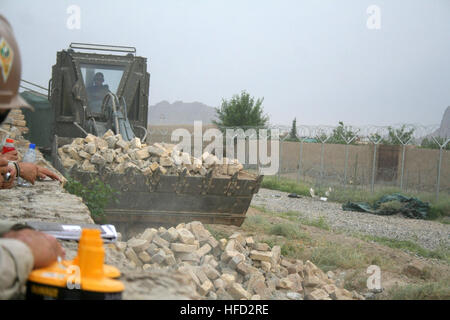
[274,124,449,201]
[145,123,449,201]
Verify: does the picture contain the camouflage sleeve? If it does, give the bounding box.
[0,239,34,299]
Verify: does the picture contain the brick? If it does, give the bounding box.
[175,223,186,230]
[276,278,295,290]
[194,268,209,284]
[271,245,281,265]
[167,227,179,242]
[176,252,200,263]
[220,274,235,287]
[145,243,159,256]
[216,288,233,300]
[213,278,226,290]
[206,236,219,249]
[190,221,211,243]
[151,249,166,264]
[287,273,303,293]
[80,160,96,172]
[178,266,199,285]
[227,283,251,300]
[125,248,143,267]
[250,250,273,262]
[127,238,149,252]
[135,148,150,160]
[225,239,236,252]
[196,244,212,257]
[236,262,258,276]
[246,272,265,292]
[304,275,323,288]
[307,289,331,300]
[202,264,221,280]
[114,241,127,252]
[177,228,195,244]
[261,261,271,272]
[206,256,219,269]
[229,233,246,246]
[322,284,337,295]
[103,149,115,163]
[138,251,151,263]
[228,254,245,269]
[245,237,255,247]
[171,243,198,253]
[254,243,271,251]
[142,264,152,271]
[95,138,108,150]
[148,145,166,157]
[90,153,106,166]
[165,254,176,266]
[198,280,214,296]
[62,158,77,169]
[116,139,129,151]
[85,134,96,143]
[330,288,353,300]
[160,156,173,166]
[221,250,243,263]
[152,235,170,248]
[78,150,91,159]
[287,292,303,300]
[140,228,157,242]
[129,137,141,149]
[219,239,227,250]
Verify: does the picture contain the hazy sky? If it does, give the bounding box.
[2,0,450,126]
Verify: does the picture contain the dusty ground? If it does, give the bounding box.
[252,188,450,250]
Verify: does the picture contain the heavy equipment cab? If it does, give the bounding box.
[50,43,149,140]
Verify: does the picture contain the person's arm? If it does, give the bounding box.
[0,222,65,300]
[0,238,34,299]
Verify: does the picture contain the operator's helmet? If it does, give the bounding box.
[94,72,104,83]
[0,15,32,110]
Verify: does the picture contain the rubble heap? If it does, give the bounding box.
[58,131,243,177]
[116,221,364,300]
[0,108,29,139]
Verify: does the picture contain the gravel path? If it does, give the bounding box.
[251,188,450,251]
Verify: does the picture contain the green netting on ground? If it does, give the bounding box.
[342,193,430,219]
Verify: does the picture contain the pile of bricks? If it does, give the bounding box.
[115,221,364,300]
[58,131,243,177]
[0,109,29,139]
[0,109,28,145]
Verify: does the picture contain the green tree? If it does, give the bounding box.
[382,125,415,145]
[420,137,450,150]
[325,121,359,144]
[213,91,269,129]
[286,118,299,142]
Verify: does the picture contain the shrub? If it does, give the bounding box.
[64,177,119,222]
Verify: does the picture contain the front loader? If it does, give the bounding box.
[21,43,262,236]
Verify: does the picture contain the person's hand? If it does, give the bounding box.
[37,165,61,182]
[18,163,61,184]
[0,150,19,161]
[0,158,15,189]
[2,229,65,269]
